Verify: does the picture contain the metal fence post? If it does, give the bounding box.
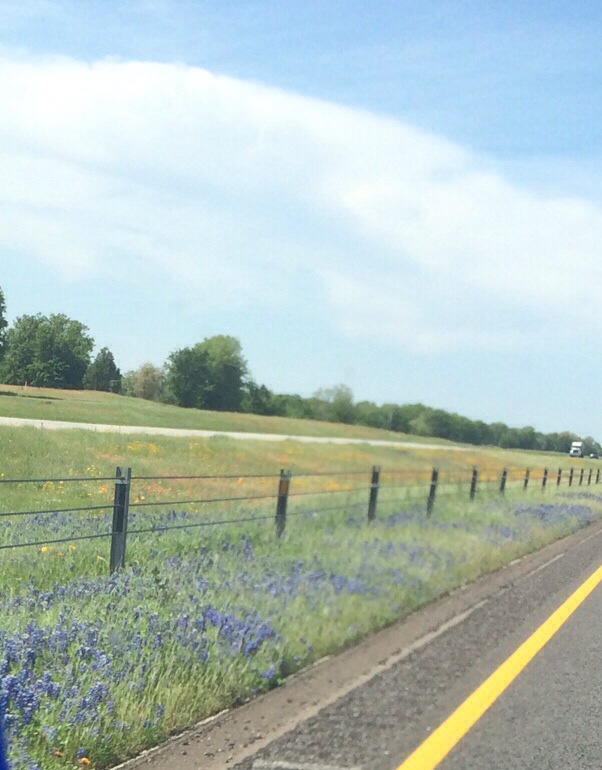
[523,468,530,491]
[275,469,291,538]
[587,468,592,486]
[542,467,548,491]
[556,468,562,487]
[569,467,574,487]
[469,467,478,501]
[368,466,380,521]
[109,466,131,574]
[426,467,438,517]
[499,468,508,495]
[597,468,600,485]
[579,468,584,486]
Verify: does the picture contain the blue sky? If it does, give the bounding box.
[1,1,602,436]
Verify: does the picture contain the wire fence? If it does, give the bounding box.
[0,462,599,573]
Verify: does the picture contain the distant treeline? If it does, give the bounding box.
[0,287,598,455]
[263,387,602,456]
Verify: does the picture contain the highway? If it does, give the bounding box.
[119,519,602,770]
[436,578,601,769]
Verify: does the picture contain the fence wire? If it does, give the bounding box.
[128,492,277,509]
[0,462,598,566]
[0,530,114,552]
[0,476,115,485]
[0,503,110,519]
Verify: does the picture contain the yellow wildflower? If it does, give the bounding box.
[79,758,91,766]
[40,546,47,553]
[69,545,76,551]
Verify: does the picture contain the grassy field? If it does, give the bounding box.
[0,423,594,521]
[0,425,600,769]
[0,383,456,443]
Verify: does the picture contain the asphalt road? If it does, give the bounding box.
[237,529,601,770]
[119,520,602,770]
[0,415,467,450]
[438,581,601,770]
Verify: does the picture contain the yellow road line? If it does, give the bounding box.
[396,562,602,770]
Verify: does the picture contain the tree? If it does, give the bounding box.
[0,286,7,361]
[200,335,248,412]
[378,404,405,433]
[554,432,578,454]
[165,336,248,411]
[489,422,510,446]
[581,436,601,456]
[269,393,313,419]
[514,426,537,450]
[1,313,93,388]
[354,400,387,429]
[313,384,355,424]
[411,408,454,439]
[83,347,121,392]
[241,381,275,415]
[472,420,495,446]
[122,363,165,401]
[164,345,212,408]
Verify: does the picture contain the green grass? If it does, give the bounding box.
[0,426,600,511]
[0,423,600,769]
[0,383,460,443]
[1,475,600,770]
[0,424,596,528]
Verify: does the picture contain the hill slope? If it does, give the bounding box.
[0,383,457,444]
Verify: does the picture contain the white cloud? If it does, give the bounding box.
[1,52,601,348]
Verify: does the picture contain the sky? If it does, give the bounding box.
[1,0,602,436]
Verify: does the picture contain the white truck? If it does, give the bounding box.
[569,441,584,458]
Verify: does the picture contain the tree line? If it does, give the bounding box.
[0,286,599,455]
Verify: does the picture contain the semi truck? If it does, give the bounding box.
[569,441,584,458]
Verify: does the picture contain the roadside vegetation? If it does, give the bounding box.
[0,426,600,769]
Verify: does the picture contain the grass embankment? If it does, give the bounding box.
[0,426,599,770]
[0,383,454,443]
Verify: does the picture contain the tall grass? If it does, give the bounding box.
[0,426,599,769]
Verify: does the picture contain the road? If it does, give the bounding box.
[117,518,602,770]
[0,415,467,451]
[435,576,601,770]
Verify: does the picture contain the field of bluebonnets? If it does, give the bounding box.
[0,428,600,770]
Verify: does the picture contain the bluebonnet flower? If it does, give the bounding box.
[261,665,275,680]
[0,493,596,769]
